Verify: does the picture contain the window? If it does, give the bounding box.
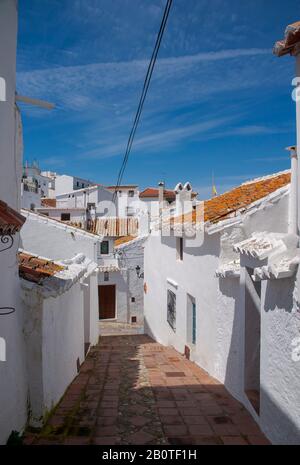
[61,213,71,221]
[131,297,135,303]
[176,237,183,261]
[126,206,135,216]
[167,289,176,331]
[76,181,79,187]
[104,272,109,282]
[187,296,197,345]
[100,240,109,255]
[128,190,135,197]
[87,202,95,210]
[82,183,84,188]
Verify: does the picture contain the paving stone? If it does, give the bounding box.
[127,429,155,445]
[130,416,150,427]
[25,332,268,446]
[221,436,248,445]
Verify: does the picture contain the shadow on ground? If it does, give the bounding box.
[23,334,270,445]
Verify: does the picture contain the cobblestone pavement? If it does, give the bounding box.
[24,334,270,445]
[99,321,144,336]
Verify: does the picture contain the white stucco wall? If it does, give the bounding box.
[36,208,86,225]
[0,0,28,444]
[20,210,100,262]
[144,189,300,444]
[116,237,146,324]
[22,281,85,425]
[260,278,300,444]
[21,185,41,210]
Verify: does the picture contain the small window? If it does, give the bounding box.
[104,272,109,282]
[167,289,176,331]
[30,203,35,211]
[128,190,135,197]
[100,240,109,255]
[61,213,71,221]
[176,237,183,261]
[131,297,135,303]
[82,183,84,188]
[76,181,79,187]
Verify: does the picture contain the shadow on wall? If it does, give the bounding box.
[264,277,295,313]
[161,233,220,259]
[219,278,243,400]
[223,273,300,445]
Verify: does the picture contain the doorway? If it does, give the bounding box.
[98,285,116,319]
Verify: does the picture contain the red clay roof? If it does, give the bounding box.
[172,172,290,226]
[41,198,56,207]
[18,252,64,284]
[115,235,137,247]
[0,200,25,235]
[139,188,176,201]
[89,217,139,237]
[273,21,300,56]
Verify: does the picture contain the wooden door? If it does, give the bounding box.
[98,285,116,319]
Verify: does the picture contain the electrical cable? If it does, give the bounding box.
[112,0,173,203]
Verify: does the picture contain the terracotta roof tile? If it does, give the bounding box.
[18,252,64,284]
[172,172,290,226]
[115,235,137,246]
[0,200,25,235]
[41,198,56,207]
[89,217,138,237]
[273,21,300,56]
[139,188,176,201]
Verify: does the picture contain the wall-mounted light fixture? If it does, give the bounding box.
[135,265,144,279]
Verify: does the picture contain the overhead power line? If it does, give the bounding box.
[113,0,173,203]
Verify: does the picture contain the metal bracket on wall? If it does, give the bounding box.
[0,234,15,315]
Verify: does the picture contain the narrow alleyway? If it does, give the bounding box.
[24,335,270,445]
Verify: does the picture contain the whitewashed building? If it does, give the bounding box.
[21,162,51,210]
[144,169,300,444]
[19,250,99,426]
[97,235,147,324]
[106,184,139,217]
[0,0,28,445]
[54,173,95,196]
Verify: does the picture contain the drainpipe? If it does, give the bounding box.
[158,181,164,230]
[295,48,300,235]
[286,146,298,234]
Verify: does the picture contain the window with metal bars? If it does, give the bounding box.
[167,289,176,331]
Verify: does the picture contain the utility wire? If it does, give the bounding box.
[112,0,173,203]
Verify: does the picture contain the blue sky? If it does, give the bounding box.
[17,0,298,198]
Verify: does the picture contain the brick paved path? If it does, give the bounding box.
[24,335,270,445]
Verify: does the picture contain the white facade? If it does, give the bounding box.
[21,253,99,426]
[97,236,147,324]
[144,176,300,445]
[0,0,28,445]
[55,174,95,196]
[35,206,87,227]
[106,185,140,217]
[56,184,116,218]
[20,209,101,264]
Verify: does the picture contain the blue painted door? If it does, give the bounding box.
[192,302,196,344]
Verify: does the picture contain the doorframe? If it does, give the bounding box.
[98,283,117,321]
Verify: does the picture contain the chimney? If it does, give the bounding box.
[286,146,298,235]
[175,182,193,215]
[158,181,164,228]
